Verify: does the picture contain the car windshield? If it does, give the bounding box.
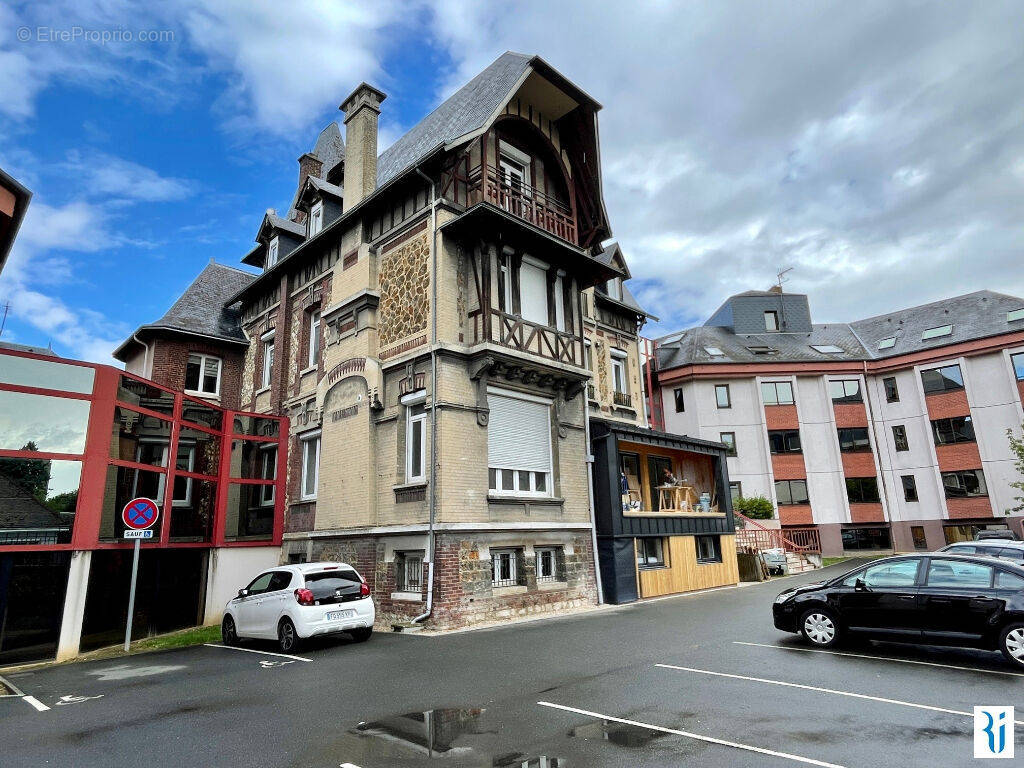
[304,569,362,598]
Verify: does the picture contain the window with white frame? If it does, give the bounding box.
[309,201,323,236]
[307,311,321,368]
[610,349,628,394]
[260,331,274,389]
[397,551,423,592]
[536,547,558,582]
[259,445,276,506]
[487,389,551,497]
[266,236,279,268]
[299,430,320,500]
[134,440,193,507]
[405,395,426,483]
[498,140,531,196]
[498,252,514,313]
[491,549,518,587]
[184,353,221,396]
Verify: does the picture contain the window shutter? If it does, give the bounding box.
[487,393,551,473]
[519,261,548,325]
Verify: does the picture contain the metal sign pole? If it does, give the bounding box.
[124,538,141,653]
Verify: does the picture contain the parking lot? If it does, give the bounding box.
[1,558,1021,767]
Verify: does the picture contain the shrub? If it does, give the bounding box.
[734,494,774,520]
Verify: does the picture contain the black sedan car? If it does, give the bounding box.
[773,554,1024,668]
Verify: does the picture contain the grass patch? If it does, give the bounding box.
[131,624,223,652]
[821,557,851,568]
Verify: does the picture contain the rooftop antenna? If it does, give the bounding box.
[774,267,792,331]
[775,266,793,292]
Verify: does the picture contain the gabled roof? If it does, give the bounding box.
[655,289,1024,369]
[300,176,344,204]
[287,122,345,219]
[594,241,631,279]
[259,212,305,241]
[376,52,534,188]
[591,241,657,320]
[113,262,257,359]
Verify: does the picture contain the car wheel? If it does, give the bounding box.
[999,623,1024,669]
[349,627,372,643]
[278,618,300,653]
[800,608,841,648]
[222,615,240,646]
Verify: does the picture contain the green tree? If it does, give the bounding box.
[734,494,774,520]
[0,442,51,502]
[1008,427,1024,513]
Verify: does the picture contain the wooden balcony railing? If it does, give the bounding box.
[466,163,577,245]
[470,307,584,367]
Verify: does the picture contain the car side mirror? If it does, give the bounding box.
[237,588,248,598]
[854,578,868,593]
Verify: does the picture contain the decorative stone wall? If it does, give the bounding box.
[378,230,430,348]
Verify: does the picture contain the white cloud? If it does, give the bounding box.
[60,151,192,202]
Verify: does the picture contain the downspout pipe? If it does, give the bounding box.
[413,166,439,624]
[132,332,151,377]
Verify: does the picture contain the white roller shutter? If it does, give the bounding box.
[487,392,551,472]
[519,260,549,326]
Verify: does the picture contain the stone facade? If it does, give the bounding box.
[378,228,430,348]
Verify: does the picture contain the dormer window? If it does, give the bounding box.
[309,201,323,236]
[498,140,531,196]
[266,236,280,268]
[764,310,780,332]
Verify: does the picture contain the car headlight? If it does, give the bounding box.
[774,592,794,605]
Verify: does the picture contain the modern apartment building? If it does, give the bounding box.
[654,287,1024,557]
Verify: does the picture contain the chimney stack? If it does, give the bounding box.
[340,83,386,207]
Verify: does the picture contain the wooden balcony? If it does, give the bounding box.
[463,163,577,245]
[470,307,584,368]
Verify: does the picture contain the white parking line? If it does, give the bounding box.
[733,641,1024,678]
[656,663,1024,725]
[202,643,310,662]
[537,701,846,768]
[22,696,50,712]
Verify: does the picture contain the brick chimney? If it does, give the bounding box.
[339,83,386,207]
[294,152,323,224]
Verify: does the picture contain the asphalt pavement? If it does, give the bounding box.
[1,558,1021,767]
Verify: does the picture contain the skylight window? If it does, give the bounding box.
[811,345,844,354]
[704,346,724,356]
[922,325,953,340]
[878,336,897,349]
[747,346,777,355]
[1008,308,1024,323]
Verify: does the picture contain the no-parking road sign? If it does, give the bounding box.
[122,497,159,531]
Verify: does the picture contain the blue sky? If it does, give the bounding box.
[3,1,1024,361]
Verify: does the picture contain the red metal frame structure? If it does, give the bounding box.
[0,345,287,554]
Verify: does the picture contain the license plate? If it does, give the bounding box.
[326,610,355,621]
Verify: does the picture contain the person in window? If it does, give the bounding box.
[660,467,680,486]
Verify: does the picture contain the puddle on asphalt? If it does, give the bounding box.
[570,718,671,748]
[294,707,566,767]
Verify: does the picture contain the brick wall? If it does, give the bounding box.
[934,442,983,472]
[771,453,806,480]
[925,390,970,419]
[764,405,798,430]
[306,531,598,630]
[148,335,245,411]
[849,502,885,523]
[779,504,813,525]
[833,402,868,428]
[946,497,993,519]
[840,452,876,477]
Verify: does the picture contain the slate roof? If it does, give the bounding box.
[376,52,534,187]
[850,290,1024,359]
[304,176,344,200]
[0,474,69,532]
[656,289,1024,369]
[113,262,256,359]
[287,123,345,219]
[263,212,306,239]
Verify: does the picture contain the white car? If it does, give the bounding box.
[221,562,375,652]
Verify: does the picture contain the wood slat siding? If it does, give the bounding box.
[637,535,739,598]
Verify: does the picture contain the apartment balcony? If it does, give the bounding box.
[587,384,597,401]
[470,307,584,369]
[613,391,633,409]
[445,161,578,245]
